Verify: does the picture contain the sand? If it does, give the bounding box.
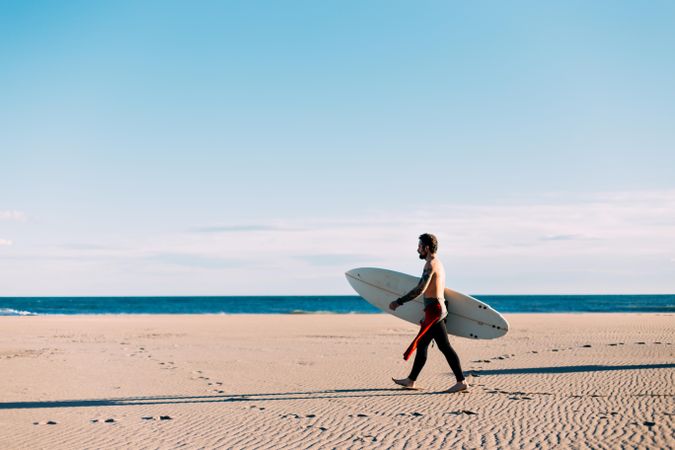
[0,313,673,449]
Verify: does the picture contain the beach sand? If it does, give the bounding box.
[1,313,673,449]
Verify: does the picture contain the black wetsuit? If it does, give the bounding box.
[408,299,465,382]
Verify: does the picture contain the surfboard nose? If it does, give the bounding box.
[345,268,359,284]
[345,268,366,291]
[345,268,359,279]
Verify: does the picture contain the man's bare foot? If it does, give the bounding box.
[446,380,468,393]
[392,377,416,389]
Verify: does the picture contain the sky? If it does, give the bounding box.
[1,1,674,295]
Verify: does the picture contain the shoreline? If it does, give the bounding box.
[2,310,674,317]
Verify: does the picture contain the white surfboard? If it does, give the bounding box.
[345,267,509,339]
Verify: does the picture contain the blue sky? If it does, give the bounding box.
[1,1,674,295]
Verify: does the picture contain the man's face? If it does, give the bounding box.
[417,241,428,259]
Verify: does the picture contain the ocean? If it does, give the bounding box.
[1,295,674,315]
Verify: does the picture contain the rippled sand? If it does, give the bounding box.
[1,314,673,449]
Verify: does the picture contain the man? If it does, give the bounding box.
[389,233,468,393]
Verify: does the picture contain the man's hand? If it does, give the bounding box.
[389,301,400,311]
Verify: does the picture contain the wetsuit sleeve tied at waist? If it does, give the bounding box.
[403,301,443,361]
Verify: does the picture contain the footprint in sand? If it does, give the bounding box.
[445,410,478,416]
[353,435,378,442]
[33,421,58,425]
[90,418,116,424]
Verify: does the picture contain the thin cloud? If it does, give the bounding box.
[178,189,675,261]
[0,239,13,246]
[2,189,674,294]
[191,224,302,233]
[294,254,371,267]
[0,210,26,221]
[61,243,118,251]
[540,234,597,241]
[0,254,110,261]
[147,252,246,269]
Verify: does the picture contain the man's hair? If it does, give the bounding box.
[419,233,438,254]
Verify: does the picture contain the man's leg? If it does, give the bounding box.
[432,322,468,393]
[392,327,435,388]
[407,325,436,381]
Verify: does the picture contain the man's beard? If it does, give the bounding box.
[418,252,426,259]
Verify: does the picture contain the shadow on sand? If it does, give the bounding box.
[1,363,672,410]
[0,388,426,410]
[471,363,675,376]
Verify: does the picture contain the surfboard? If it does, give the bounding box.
[345,267,509,339]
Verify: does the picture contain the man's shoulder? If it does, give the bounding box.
[425,259,439,271]
[429,258,443,271]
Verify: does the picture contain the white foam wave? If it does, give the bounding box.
[0,308,37,316]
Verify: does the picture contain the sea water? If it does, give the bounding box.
[1,295,673,315]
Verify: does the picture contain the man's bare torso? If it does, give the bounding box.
[424,257,445,299]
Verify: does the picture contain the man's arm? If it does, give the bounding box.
[389,265,433,310]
